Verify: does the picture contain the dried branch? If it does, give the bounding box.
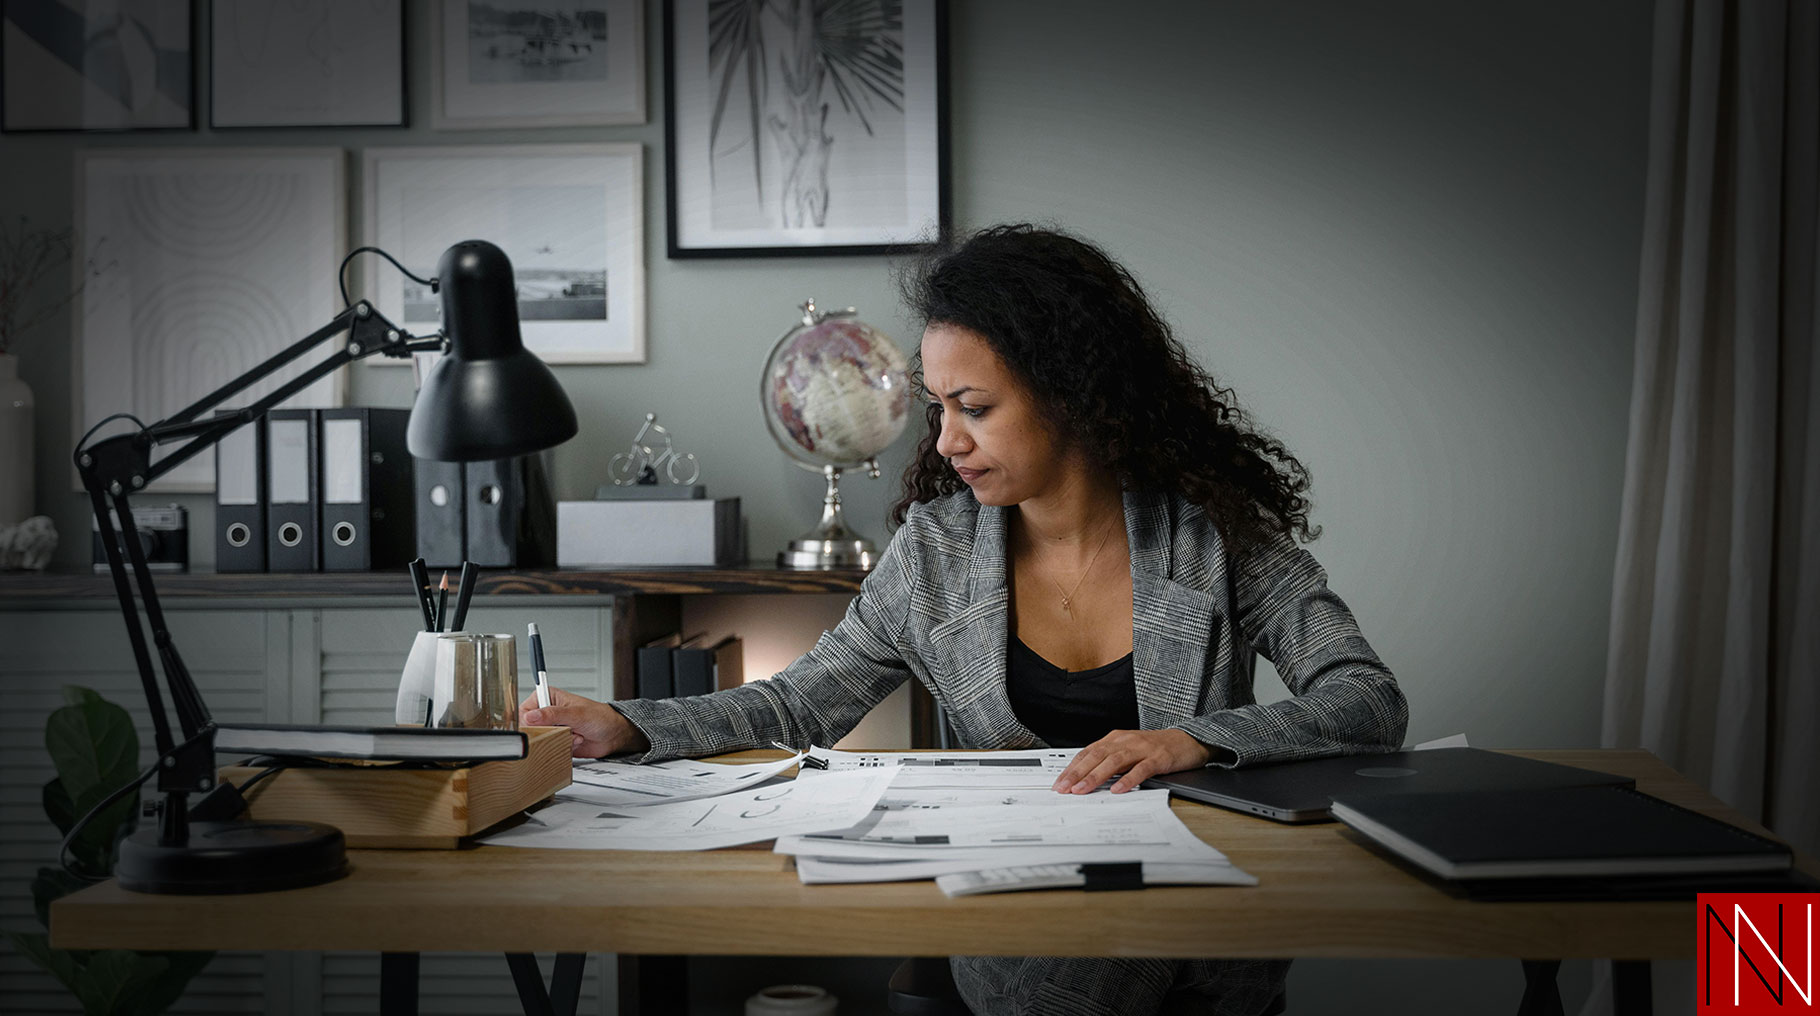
[0,216,83,356]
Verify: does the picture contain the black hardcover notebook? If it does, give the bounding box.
[213,723,528,762]
[1331,784,1794,881]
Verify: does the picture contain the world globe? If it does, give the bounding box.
[762,302,911,469]
[760,300,912,569]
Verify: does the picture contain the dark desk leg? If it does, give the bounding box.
[1517,960,1564,1016]
[380,952,419,1016]
[618,955,688,1016]
[507,954,557,1016]
[1612,960,1652,1016]
[503,953,588,1016]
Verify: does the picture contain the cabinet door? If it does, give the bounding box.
[0,608,286,1015]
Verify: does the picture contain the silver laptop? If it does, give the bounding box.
[1143,747,1635,823]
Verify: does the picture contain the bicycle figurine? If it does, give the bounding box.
[608,412,701,486]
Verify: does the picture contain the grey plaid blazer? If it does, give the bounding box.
[612,488,1407,766]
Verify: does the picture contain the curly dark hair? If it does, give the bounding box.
[890,223,1318,555]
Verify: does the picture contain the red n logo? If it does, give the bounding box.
[1698,894,1817,1013]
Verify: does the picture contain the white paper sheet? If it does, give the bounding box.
[936,861,1257,896]
[482,767,894,851]
[562,752,805,807]
[800,746,1087,788]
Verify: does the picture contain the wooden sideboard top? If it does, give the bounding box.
[0,565,868,601]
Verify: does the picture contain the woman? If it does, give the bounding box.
[523,224,1407,1015]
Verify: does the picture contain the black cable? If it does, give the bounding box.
[57,753,161,883]
[236,764,285,794]
[73,412,149,456]
[338,246,437,308]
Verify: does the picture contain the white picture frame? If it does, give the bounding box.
[665,0,948,257]
[210,0,405,128]
[432,0,645,129]
[73,148,348,492]
[362,144,645,365]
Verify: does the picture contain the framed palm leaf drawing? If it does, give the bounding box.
[665,0,948,258]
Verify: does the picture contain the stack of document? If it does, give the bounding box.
[478,746,1255,895]
[778,748,1255,894]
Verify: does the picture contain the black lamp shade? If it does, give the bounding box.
[407,240,579,462]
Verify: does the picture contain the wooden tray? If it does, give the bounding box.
[220,725,572,848]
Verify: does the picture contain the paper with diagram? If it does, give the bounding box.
[562,751,805,807]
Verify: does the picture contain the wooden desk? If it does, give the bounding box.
[52,750,1806,1014]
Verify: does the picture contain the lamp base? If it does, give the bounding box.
[116,819,347,895]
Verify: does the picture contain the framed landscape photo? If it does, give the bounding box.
[210,0,405,127]
[73,148,347,492]
[3,0,194,132]
[362,145,645,364]
[432,0,644,129]
[665,0,948,258]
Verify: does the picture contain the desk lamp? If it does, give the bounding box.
[75,240,577,894]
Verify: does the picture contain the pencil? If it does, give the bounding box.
[437,572,451,632]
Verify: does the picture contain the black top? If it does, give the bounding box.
[1005,635,1139,748]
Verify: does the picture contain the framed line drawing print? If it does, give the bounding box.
[73,148,347,492]
[3,0,194,132]
[210,0,405,127]
[665,0,948,258]
[432,0,645,129]
[363,145,645,364]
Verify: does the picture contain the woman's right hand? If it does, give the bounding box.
[519,688,651,758]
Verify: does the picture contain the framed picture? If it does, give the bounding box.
[3,0,194,132]
[210,0,405,128]
[362,145,645,364]
[432,0,644,129]
[73,148,347,492]
[664,0,948,258]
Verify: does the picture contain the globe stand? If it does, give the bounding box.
[778,462,882,569]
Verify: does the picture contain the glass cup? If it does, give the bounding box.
[429,633,519,731]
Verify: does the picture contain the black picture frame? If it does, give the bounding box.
[209,0,407,129]
[664,0,950,259]
[2,0,197,133]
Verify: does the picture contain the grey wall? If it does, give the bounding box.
[0,1,1659,1010]
[1,0,1651,750]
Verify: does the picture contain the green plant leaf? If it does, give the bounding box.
[4,931,82,993]
[62,685,105,708]
[46,690,140,807]
[72,950,169,1016]
[44,776,77,835]
[126,951,215,1016]
[30,866,92,928]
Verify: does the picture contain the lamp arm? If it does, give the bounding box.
[74,301,441,812]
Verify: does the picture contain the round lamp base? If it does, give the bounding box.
[116,819,347,895]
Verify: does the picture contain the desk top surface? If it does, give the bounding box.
[51,750,1802,959]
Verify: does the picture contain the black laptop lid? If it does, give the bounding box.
[1144,747,1636,823]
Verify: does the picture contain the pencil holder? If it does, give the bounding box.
[395,629,466,726]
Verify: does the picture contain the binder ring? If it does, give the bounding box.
[278,522,303,547]
[331,522,357,547]
[226,522,251,548]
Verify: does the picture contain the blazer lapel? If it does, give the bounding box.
[929,502,1037,748]
[1125,490,1216,729]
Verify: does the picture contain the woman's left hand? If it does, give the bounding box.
[1051,729,1213,794]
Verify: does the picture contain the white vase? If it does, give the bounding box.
[0,353,33,526]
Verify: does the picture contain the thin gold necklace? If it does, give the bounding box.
[1049,516,1119,615]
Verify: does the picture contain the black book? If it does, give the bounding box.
[1331,784,1794,881]
[213,723,527,762]
[636,632,682,699]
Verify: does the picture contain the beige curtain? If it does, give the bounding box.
[1603,0,1817,861]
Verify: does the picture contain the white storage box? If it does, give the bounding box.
[557,498,741,567]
